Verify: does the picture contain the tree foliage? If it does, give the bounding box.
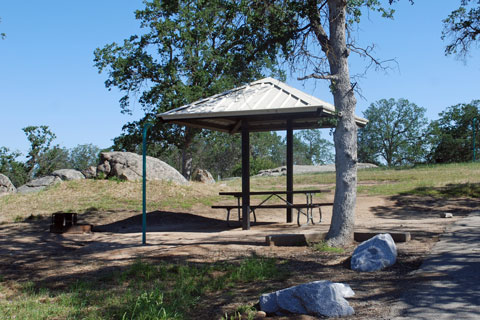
[358,98,429,167]
[428,100,480,163]
[0,17,5,40]
[23,126,57,178]
[99,0,405,245]
[94,0,284,178]
[34,146,71,178]
[0,147,28,187]
[69,144,101,171]
[442,0,480,58]
[294,130,334,165]
[237,0,402,246]
[1,126,101,185]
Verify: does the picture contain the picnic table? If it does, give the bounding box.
[212,189,332,227]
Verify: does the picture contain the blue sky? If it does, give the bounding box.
[1,1,479,156]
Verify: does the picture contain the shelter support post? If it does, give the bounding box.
[242,121,251,230]
[142,123,153,245]
[286,119,293,223]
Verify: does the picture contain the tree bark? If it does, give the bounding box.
[325,0,358,247]
[181,128,194,180]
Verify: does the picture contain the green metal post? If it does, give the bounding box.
[142,123,153,245]
[474,118,477,162]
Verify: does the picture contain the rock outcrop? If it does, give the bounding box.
[17,175,62,194]
[96,152,188,185]
[260,280,355,317]
[81,166,97,179]
[351,233,397,272]
[192,169,215,184]
[0,173,16,196]
[52,169,85,181]
[257,167,286,177]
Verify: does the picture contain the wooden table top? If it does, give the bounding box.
[219,189,329,196]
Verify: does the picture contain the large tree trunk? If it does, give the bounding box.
[181,127,194,180]
[325,0,358,247]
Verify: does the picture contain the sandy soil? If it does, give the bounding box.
[0,192,478,319]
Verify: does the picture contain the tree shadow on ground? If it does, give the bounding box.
[370,183,480,221]
[1,246,428,320]
[92,210,273,233]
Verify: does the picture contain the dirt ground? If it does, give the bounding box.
[1,192,479,319]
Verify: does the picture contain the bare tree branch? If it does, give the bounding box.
[347,43,398,72]
[298,73,339,81]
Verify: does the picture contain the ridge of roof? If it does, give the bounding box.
[160,77,337,118]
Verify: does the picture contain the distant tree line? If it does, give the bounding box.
[2,98,479,187]
[358,98,480,167]
[0,125,334,186]
[0,126,101,187]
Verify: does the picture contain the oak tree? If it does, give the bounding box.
[238,0,404,246]
[358,98,429,166]
[428,100,480,163]
[94,0,283,179]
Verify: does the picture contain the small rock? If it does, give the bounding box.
[351,233,397,272]
[253,310,267,319]
[192,168,215,184]
[439,212,453,218]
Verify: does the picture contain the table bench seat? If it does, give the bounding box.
[212,202,333,226]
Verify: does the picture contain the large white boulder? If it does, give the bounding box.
[0,173,16,196]
[52,169,85,181]
[17,175,62,194]
[260,280,355,317]
[351,233,397,272]
[96,152,188,185]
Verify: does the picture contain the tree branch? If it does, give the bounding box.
[347,43,397,72]
[306,0,330,53]
[298,73,339,81]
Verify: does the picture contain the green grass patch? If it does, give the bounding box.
[0,256,286,320]
[245,162,480,197]
[3,162,480,224]
[222,304,257,320]
[310,241,345,253]
[403,182,480,198]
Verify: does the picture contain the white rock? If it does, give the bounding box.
[260,280,355,317]
[52,169,85,181]
[351,233,397,272]
[439,212,453,218]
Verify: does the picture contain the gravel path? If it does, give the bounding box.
[390,211,480,319]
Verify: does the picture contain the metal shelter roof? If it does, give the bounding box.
[158,77,367,133]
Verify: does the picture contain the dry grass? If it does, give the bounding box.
[236,162,480,196]
[0,179,224,224]
[2,162,480,223]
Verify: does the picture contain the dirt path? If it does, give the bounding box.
[1,194,478,318]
